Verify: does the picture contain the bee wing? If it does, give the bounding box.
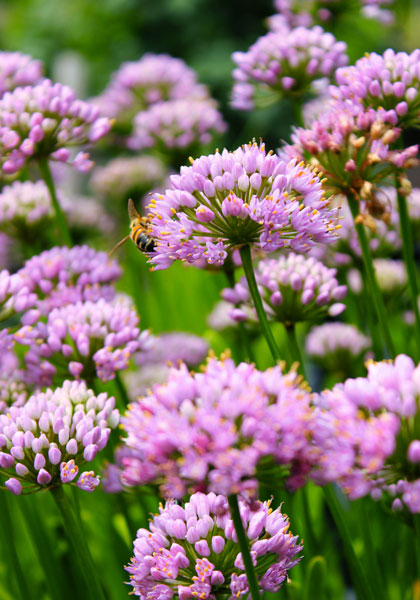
[108,234,131,257]
[128,198,141,222]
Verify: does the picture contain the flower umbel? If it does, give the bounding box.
[0,380,119,494]
[125,492,302,598]
[147,141,339,270]
[0,79,111,175]
[120,357,315,498]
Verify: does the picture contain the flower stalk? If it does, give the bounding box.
[227,494,261,600]
[347,193,395,357]
[38,157,72,246]
[396,184,420,358]
[51,485,107,600]
[239,244,281,362]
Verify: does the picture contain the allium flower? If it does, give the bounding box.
[330,49,420,129]
[348,258,407,297]
[207,300,258,331]
[120,357,315,498]
[306,322,371,372]
[0,181,113,241]
[231,26,347,110]
[222,253,347,324]
[287,100,418,204]
[1,245,121,319]
[312,354,420,513]
[0,180,55,241]
[126,492,302,598]
[0,380,119,495]
[270,0,394,27]
[136,332,209,368]
[0,79,111,175]
[93,53,208,132]
[61,195,114,236]
[129,98,226,153]
[90,156,166,201]
[17,297,148,386]
[147,141,340,270]
[0,51,43,97]
[0,348,29,414]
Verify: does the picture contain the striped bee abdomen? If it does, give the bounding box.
[131,225,155,253]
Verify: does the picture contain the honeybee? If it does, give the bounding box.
[109,199,155,256]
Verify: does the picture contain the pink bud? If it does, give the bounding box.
[37,468,52,485]
[5,478,22,495]
[194,539,210,556]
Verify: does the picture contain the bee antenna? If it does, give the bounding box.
[108,235,131,257]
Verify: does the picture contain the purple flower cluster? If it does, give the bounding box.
[271,0,394,27]
[129,98,226,152]
[330,49,420,128]
[136,332,209,367]
[9,245,121,316]
[0,180,53,235]
[126,492,302,598]
[18,297,148,386]
[0,181,113,240]
[147,141,340,270]
[231,26,347,110]
[348,258,407,297]
[0,380,119,495]
[0,349,28,414]
[90,155,166,201]
[0,51,43,97]
[222,252,347,324]
[120,357,315,498]
[0,79,111,175]
[93,53,207,128]
[312,355,420,512]
[306,322,371,371]
[287,99,418,201]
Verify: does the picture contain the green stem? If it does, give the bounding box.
[239,244,281,362]
[291,97,304,128]
[285,323,306,377]
[227,494,260,600]
[396,186,420,359]
[323,485,375,600]
[347,194,395,357]
[223,265,255,363]
[115,371,131,407]
[0,493,32,600]
[51,486,107,600]
[38,157,72,246]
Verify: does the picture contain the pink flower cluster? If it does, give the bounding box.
[312,355,420,513]
[93,53,207,126]
[0,51,43,97]
[129,98,226,152]
[18,297,149,386]
[330,49,420,129]
[0,79,111,175]
[120,357,315,498]
[232,25,347,110]
[287,99,418,198]
[0,380,119,495]
[126,492,302,598]
[147,141,339,270]
[222,252,347,324]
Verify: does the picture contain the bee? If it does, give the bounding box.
[109,199,155,256]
